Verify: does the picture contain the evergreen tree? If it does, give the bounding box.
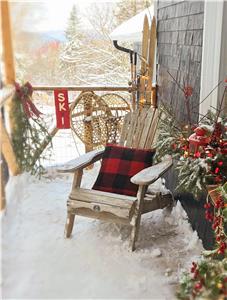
[65,5,82,42]
[60,5,84,84]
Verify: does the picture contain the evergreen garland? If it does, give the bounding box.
[176,158,208,197]
[204,182,227,256]
[155,105,227,198]
[177,183,227,299]
[11,83,52,176]
[177,258,227,299]
[155,105,189,160]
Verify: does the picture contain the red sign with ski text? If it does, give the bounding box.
[54,89,70,129]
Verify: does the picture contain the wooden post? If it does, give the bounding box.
[0,116,20,210]
[1,0,19,139]
[1,0,19,164]
[1,0,15,84]
[0,1,20,210]
[0,117,20,175]
[0,159,6,210]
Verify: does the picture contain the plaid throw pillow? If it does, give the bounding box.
[92,144,155,196]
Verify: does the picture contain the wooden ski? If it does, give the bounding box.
[139,15,149,107]
[140,15,149,75]
[148,17,156,84]
[146,16,157,107]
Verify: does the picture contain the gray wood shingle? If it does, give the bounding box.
[157,0,204,124]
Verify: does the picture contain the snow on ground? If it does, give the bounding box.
[1,165,203,299]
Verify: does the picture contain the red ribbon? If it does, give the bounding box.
[14,82,42,118]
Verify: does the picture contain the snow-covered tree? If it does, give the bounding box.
[73,2,132,87]
[60,1,153,86]
[59,2,131,86]
[60,5,84,84]
[65,5,82,42]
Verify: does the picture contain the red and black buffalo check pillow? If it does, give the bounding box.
[92,144,156,196]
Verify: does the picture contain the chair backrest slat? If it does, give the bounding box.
[119,112,131,146]
[138,107,156,149]
[120,107,158,149]
[144,108,159,149]
[132,108,149,148]
[125,110,140,147]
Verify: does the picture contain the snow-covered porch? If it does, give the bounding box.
[1,1,226,298]
[2,166,203,298]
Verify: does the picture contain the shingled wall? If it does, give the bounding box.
[155,1,216,249]
[156,0,204,124]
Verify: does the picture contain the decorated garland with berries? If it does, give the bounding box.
[177,184,227,299]
[11,82,52,176]
[167,79,227,298]
[204,183,227,256]
[155,83,227,198]
[177,258,227,299]
[155,75,227,299]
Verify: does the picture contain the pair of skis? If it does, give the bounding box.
[113,14,156,110]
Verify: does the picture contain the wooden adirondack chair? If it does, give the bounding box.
[59,107,173,251]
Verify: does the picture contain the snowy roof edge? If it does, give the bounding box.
[110,6,154,43]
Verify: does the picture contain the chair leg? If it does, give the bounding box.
[130,214,142,251]
[130,186,146,251]
[65,213,75,238]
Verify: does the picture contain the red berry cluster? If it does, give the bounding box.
[204,202,213,222]
[214,196,225,209]
[191,262,199,279]
[204,198,227,255]
[208,158,226,184]
[212,215,227,254]
[218,241,227,254]
[210,123,222,144]
[212,215,224,230]
[190,262,204,297]
[190,263,227,298]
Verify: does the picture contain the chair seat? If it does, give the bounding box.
[68,188,137,224]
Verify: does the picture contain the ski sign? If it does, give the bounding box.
[54,89,70,129]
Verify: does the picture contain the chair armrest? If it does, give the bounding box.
[57,149,104,173]
[130,156,173,186]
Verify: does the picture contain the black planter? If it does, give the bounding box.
[163,163,215,250]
